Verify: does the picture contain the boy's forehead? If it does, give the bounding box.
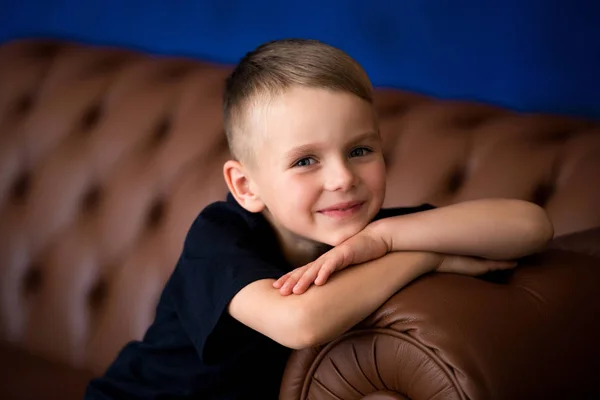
[247,87,374,124]
[242,90,301,139]
[242,86,378,148]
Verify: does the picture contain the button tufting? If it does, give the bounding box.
[31,43,59,59]
[88,278,109,310]
[80,105,103,131]
[147,199,166,228]
[377,103,408,119]
[455,115,487,129]
[531,182,555,207]
[447,167,466,193]
[11,171,31,201]
[218,131,231,152]
[548,130,573,141]
[156,65,190,82]
[82,185,102,213]
[382,149,394,166]
[152,118,172,144]
[14,94,35,115]
[86,57,123,76]
[23,264,43,295]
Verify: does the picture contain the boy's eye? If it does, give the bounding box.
[349,147,372,158]
[294,157,316,167]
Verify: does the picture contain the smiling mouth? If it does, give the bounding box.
[317,201,365,217]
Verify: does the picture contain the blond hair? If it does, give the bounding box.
[223,39,373,163]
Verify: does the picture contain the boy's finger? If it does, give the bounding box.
[280,274,301,295]
[279,285,292,296]
[277,264,310,290]
[273,275,288,288]
[274,271,294,287]
[293,266,320,294]
[314,261,336,285]
[314,269,331,285]
[279,281,295,295]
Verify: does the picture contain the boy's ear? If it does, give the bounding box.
[223,160,265,213]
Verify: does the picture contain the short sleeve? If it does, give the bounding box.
[168,202,286,363]
[372,203,437,221]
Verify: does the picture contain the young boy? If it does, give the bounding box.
[85,39,553,399]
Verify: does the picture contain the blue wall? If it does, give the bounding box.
[1,0,599,119]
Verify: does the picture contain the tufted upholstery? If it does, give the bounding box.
[1,39,600,399]
[0,39,233,373]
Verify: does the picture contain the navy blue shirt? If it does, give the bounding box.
[85,194,434,399]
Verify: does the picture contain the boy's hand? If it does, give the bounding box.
[273,226,390,295]
[273,250,518,296]
[436,254,517,275]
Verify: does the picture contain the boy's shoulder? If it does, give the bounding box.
[182,192,281,260]
[189,192,261,233]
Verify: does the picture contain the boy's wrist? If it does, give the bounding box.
[366,218,395,253]
[368,215,430,254]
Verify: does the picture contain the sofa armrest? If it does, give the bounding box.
[548,226,600,259]
[280,247,600,399]
[0,343,94,400]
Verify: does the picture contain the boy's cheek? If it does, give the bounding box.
[363,161,386,191]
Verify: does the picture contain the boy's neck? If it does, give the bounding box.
[262,211,331,268]
[279,235,331,269]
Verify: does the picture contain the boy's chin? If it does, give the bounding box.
[319,227,364,247]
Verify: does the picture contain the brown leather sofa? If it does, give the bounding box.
[1,39,599,399]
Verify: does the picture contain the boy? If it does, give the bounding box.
[85,39,553,399]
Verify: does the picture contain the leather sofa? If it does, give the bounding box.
[1,39,599,399]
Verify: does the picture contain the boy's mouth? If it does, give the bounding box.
[317,201,365,218]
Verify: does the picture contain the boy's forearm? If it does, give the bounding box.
[287,251,437,348]
[372,199,554,260]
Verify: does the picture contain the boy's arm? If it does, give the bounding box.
[229,251,435,349]
[229,251,511,349]
[274,199,553,296]
[372,198,554,260]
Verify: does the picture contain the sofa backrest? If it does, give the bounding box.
[1,39,599,373]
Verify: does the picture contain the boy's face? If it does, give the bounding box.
[244,86,386,247]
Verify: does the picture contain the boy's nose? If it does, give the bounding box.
[323,161,356,192]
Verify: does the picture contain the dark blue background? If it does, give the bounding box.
[1,0,598,118]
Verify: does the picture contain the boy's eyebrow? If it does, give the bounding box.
[284,131,379,160]
[284,143,321,160]
[347,131,380,146]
